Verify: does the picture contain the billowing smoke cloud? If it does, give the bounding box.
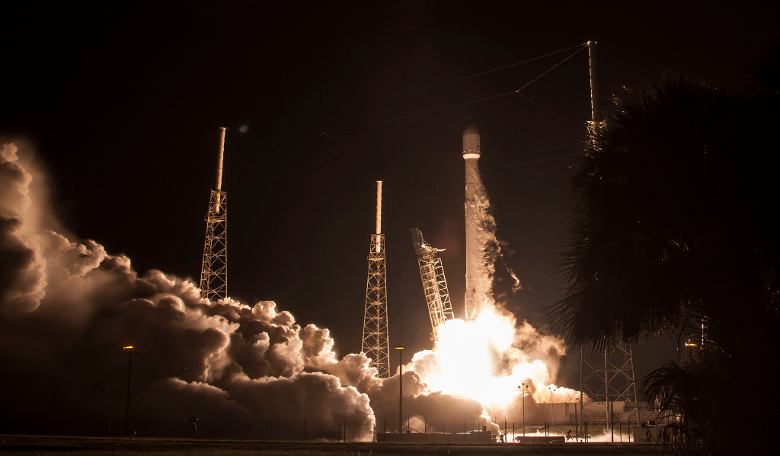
[0,143,46,314]
[0,141,577,441]
[0,142,379,439]
[0,142,493,440]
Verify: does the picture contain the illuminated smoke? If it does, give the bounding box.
[0,141,579,441]
[0,142,375,439]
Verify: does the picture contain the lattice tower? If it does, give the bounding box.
[576,42,639,432]
[199,127,228,301]
[579,343,639,426]
[362,181,389,378]
[411,228,454,342]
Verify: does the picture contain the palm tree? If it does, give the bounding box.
[553,64,780,455]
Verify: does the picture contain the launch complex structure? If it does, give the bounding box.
[359,42,639,433]
[190,44,639,434]
[411,228,455,342]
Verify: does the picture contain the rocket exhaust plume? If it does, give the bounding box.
[399,126,579,437]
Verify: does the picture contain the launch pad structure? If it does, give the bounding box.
[199,127,228,301]
[362,181,390,378]
[411,228,455,342]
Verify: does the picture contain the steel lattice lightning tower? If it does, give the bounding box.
[411,227,454,342]
[199,127,228,301]
[577,42,639,437]
[579,344,639,425]
[362,181,390,378]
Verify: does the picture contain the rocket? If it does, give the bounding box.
[463,125,481,320]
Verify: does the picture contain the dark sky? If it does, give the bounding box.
[3,1,778,385]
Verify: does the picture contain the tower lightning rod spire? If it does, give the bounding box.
[216,127,226,190]
[588,41,601,123]
[376,181,382,237]
[215,127,226,213]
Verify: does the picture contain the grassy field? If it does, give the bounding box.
[0,435,663,455]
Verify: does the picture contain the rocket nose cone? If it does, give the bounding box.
[463,125,480,158]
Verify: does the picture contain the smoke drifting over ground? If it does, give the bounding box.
[0,143,490,439]
[0,142,575,440]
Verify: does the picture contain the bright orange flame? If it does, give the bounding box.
[410,306,579,413]
[123,345,133,349]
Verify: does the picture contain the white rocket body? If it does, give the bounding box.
[463,125,482,320]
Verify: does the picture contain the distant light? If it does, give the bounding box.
[123,345,133,349]
[239,125,248,133]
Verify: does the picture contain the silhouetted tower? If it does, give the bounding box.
[362,181,390,378]
[411,228,454,342]
[199,127,228,301]
[580,344,639,426]
[578,42,639,435]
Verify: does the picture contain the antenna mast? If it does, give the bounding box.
[199,127,228,301]
[362,181,390,377]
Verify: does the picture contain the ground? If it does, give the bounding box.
[1,435,663,455]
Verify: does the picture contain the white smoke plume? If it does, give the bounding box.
[0,142,380,439]
[0,141,577,441]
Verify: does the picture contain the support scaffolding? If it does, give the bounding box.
[362,181,390,378]
[199,127,228,301]
[411,228,455,342]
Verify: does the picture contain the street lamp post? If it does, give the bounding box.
[519,383,529,437]
[123,345,133,437]
[575,395,580,439]
[395,345,404,434]
[548,386,556,429]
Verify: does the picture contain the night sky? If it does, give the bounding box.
[3,1,779,386]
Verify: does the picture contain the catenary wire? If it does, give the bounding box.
[515,92,584,131]
[388,183,558,284]
[353,43,588,105]
[239,45,589,185]
[598,43,711,87]
[596,43,647,84]
[389,45,589,123]
[55,131,217,215]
